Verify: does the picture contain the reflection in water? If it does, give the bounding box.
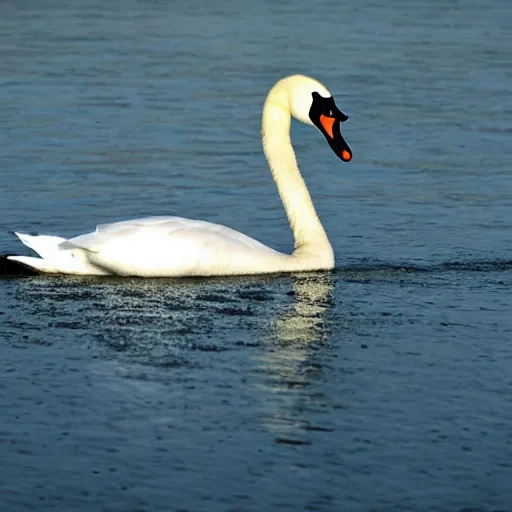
[273,272,334,345]
[9,272,338,443]
[256,272,336,442]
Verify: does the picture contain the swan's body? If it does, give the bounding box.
[12,217,301,276]
[9,75,352,277]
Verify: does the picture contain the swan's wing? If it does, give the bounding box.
[62,216,285,276]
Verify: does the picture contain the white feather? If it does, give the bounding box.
[9,233,108,275]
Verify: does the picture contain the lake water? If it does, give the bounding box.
[1,0,511,511]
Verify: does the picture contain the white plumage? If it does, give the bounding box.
[9,75,352,277]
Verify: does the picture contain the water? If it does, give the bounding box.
[1,0,511,510]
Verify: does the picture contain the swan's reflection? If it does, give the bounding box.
[255,272,336,442]
[10,271,337,441]
[10,274,296,365]
[273,272,334,345]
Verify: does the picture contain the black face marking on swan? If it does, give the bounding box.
[309,92,352,162]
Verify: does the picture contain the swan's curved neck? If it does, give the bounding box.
[262,83,334,267]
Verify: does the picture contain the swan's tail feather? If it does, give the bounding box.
[13,232,67,259]
[1,254,39,275]
[9,232,109,275]
[7,255,59,273]
[8,232,66,273]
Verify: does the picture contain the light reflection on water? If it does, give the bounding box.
[257,273,336,443]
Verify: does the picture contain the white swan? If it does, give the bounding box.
[9,75,352,277]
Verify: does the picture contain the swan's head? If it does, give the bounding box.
[283,75,353,162]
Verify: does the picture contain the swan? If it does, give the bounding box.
[8,75,352,277]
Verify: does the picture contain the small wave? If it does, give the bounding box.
[338,260,512,274]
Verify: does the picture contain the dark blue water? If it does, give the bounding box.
[1,1,511,511]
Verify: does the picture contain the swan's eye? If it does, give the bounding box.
[329,110,333,116]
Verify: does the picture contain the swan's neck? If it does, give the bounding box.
[262,86,334,267]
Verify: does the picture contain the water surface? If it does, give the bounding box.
[1,0,511,511]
